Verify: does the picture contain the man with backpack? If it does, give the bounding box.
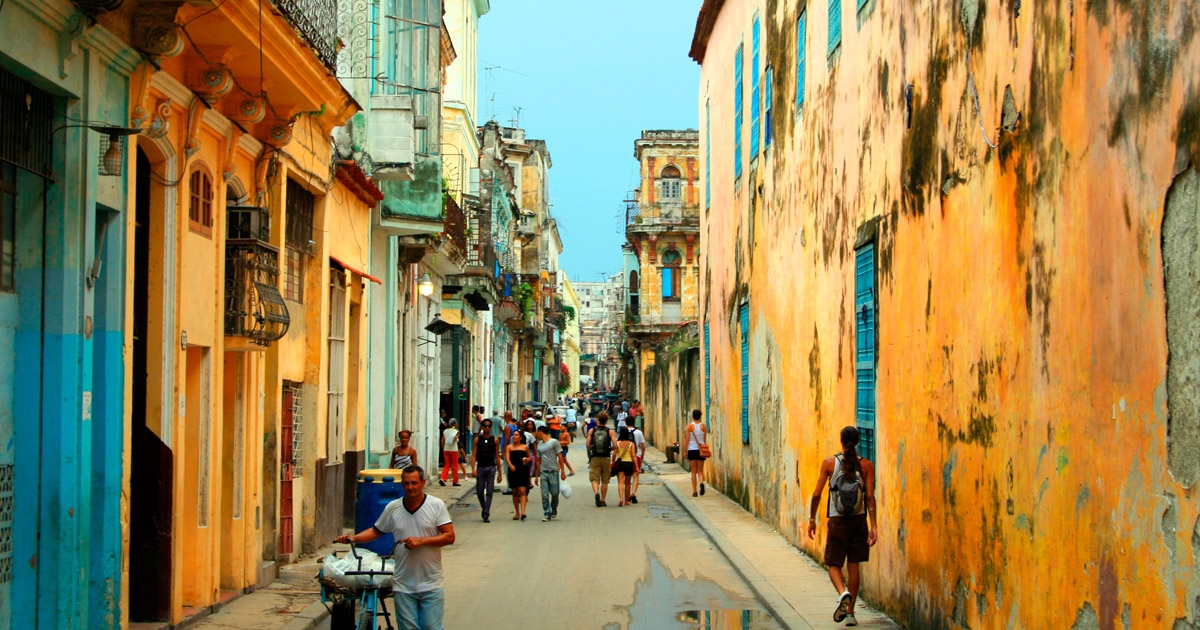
[807,426,877,627]
[585,412,618,507]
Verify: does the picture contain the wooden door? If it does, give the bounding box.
[280,388,294,555]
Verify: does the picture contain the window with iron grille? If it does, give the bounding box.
[189,166,214,236]
[284,247,304,302]
[285,382,304,475]
[285,179,315,302]
[0,66,54,178]
[0,163,15,291]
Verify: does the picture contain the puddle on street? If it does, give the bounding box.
[607,550,781,630]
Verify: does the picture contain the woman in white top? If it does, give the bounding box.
[439,419,461,486]
[686,409,708,497]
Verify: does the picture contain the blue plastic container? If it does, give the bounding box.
[354,469,406,555]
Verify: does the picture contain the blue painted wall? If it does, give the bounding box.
[0,3,137,627]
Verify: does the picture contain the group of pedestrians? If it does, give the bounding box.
[367,397,878,629]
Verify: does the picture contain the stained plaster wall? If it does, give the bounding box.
[697,0,1200,627]
[642,347,702,466]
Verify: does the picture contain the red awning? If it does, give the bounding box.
[330,255,382,285]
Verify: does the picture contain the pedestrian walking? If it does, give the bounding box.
[586,413,617,507]
[686,409,708,497]
[391,429,418,469]
[439,419,461,486]
[502,412,519,496]
[533,425,567,521]
[437,410,448,468]
[505,430,532,520]
[807,426,877,626]
[611,428,638,507]
[457,419,471,479]
[628,422,646,504]
[557,424,576,476]
[334,465,455,630]
[471,419,502,523]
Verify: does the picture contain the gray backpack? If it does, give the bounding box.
[831,455,863,515]
[590,427,613,458]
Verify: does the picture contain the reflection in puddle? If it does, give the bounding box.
[609,551,781,630]
[676,609,778,629]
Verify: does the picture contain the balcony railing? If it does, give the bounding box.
[274,0,338,71]
[443,193,468,255]
[464,195,497,273]
[225,206,290,346]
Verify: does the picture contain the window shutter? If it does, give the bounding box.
[854,244,876,462]
[797,12,807,107]
[750,14,761,157]
[829,0,842,55]
[740,303,750,444]
[734,45,744,179]
[764,66,773,147]
[704,321,711,412]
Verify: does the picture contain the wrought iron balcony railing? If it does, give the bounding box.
[274,0,338,71]
[443,193,468,255]
[225,205,290,346]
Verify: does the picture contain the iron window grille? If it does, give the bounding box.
[380,0,442,156]
[0,163,15,291]
[286,383,304,475]
[225,238,290,345]
[0,66,54,178]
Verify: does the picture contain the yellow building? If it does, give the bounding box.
[112,2,369,624]
[625,130,701,401]
[561,274,583,395]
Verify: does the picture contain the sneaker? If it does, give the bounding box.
[844,613,858,626]
[482,517,490,523]
[552,510,557,518]
[595,493,602,508]
[541,516,550,522]
[453,483,461,486]
[834,592,853,622]
[630,495,638,504]
[700,483,706,495]
[439,480,445,486]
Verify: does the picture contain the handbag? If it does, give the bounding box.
[698,443,712,459]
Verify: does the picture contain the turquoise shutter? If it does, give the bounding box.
[764,66,773,146]
[797,12,807,107]
[854,244,876,462]
[704,99,711,209]
[740,303,750,444]
[704,321,711,411]
[750,14,761,157]
[829,0,842,55]
[734,44,743,179]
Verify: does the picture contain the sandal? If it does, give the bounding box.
[693,492,699,497]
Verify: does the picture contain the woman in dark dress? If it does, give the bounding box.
[506,430,532,520]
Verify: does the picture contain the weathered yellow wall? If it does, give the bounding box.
[698,0,1200,627]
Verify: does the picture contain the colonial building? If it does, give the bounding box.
[560,273,583,395]
[692,0,1200,627]
[625,130,701,400]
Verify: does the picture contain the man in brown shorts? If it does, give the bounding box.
[586,413,617,507]
[808,426,877,626]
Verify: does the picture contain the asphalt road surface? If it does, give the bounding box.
[321,442,779,629]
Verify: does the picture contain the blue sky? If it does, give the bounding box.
[477,1,701,283]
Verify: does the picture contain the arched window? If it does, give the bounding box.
[659,165,682,200]
[188,165,214,236]
[629,270,640,293]
[661,249,682,299]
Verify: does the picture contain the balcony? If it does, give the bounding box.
[274,0,338,70]
[378,157,444,236]
[464,195,497,275]
[625,201,700,238]
[225,207,290,348]
[516,212,537,238]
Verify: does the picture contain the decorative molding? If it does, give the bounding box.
[146,99,173,140]
[185,98,205,158]
[196,67,234,105]
[264,120,293,148]
[132,0,187,59]
[223,126,243,181]
[230,96,266,125]
[131,63,159,128]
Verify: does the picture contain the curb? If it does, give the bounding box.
[664,482,814,630]
[280,600,329,630]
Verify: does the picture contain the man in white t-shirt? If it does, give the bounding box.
[336,466,455,630]
[629,424,646,504]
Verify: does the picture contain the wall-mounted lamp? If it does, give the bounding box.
[418,273,434,297]
[90,125,141,177]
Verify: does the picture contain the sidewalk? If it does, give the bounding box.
[644,444,900,630]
